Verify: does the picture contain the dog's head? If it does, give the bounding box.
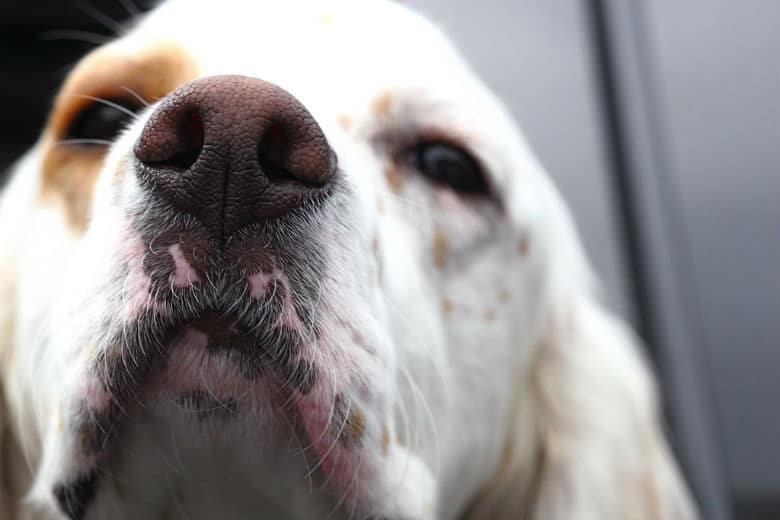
[0,1,693,519]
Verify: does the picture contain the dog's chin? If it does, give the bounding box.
[56,286,377,518]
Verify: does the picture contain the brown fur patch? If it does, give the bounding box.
[442,297,455,318]
[39,41,199,230]
[433,230,450,269]
[384,164,403,194]
[337,114,352,131]
[484,308,496,322]
[498,288,511,303]
[345,408,366,443]
[517,232,530,257]
[381,423,391,456]
[372,91,394,117]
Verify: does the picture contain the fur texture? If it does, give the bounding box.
[0,1,697,518]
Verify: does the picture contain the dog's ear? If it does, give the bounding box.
[465,296,699,520]
[464,187,698,519]
[0,164,31,519]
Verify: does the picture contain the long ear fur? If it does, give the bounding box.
[464,183,698,520]
[464,296,698,520]
[527,296,698,520]
[0,156,37,520]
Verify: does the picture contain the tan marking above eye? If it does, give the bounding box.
[39,41,199,231]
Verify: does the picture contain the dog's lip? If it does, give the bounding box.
[185,310,242,340]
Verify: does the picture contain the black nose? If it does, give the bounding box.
[134,75,337,239]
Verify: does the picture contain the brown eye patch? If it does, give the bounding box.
[39,41,199,231]
[63,97,145,146]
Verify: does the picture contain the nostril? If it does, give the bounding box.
[257,122,296,183]
[135,109,204,171]
[156,111,204,170]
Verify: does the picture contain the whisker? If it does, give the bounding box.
[68,94,140,119]
[116,0,141,16]
[76,0,125,35]
[119,85,150,106]
[38,29,111,45]
[57,138,113,147]
[304,396,350,480]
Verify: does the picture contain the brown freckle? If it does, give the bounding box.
[337,113,352,131]
[345,408,366,443]
[372,235,380,256]
[381,423,391,456]
[517,233,530,256]
[442,297,455,318]
[484,308,496,322]
[384,164,403,193]
[372,91,394,117]
[498,289,511,303]
[433,230,450,269]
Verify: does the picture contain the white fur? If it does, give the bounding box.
[0,1,697,518]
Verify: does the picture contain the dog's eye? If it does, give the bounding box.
[414,142,488,194]
[64,98,142,144]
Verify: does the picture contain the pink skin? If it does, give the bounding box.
[120,232,153,321]
[249,269,305,331]
[169,243,200,288]
[145,327,260,400]
[115,230,171,321]
[82,374,112,415]
[296,392,367,500]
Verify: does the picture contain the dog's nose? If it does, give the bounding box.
[134,75,336,238]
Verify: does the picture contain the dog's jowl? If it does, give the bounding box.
[0,1,698,519]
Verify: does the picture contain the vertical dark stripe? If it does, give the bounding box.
[582,0,659,356]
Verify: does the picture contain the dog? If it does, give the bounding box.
[0,1,698,518]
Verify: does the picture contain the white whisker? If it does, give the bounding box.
[116,0,140,16]
[68,94,140,119]
[76,1,125,35]
[57,138,114,147]
[119,85,150,107]
[38,29,111,45]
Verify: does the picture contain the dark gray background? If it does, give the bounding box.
[1,1,778,519]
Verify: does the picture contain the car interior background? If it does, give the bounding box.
[1,1,777,519]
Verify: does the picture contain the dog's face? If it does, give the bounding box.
[0,1,695,519]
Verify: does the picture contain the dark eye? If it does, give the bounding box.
[64,98,142,144]
[413,141,488,194]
